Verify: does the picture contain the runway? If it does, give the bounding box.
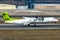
[0,24,60,30]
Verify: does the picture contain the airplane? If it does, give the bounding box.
[2,12,58,26]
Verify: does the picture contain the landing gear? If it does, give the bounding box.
[55,22,57,24]
[34,16,37,26]
[28,24,30,26]
[34,23,36,26]
[42,16,44,21]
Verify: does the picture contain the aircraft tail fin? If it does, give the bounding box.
[2,12,10,20]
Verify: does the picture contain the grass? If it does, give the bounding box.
[0,29,60,40]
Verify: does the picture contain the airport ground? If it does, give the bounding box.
[0,10,60,40]
[0,29,60,40]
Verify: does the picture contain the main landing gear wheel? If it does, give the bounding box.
[28,24,30,26]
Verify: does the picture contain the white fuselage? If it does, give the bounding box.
[5,18,31,25]
[36,17,58,22]
[5,17,58,25]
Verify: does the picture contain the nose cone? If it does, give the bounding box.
[54,19,58,22]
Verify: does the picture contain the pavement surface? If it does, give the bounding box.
[0,24,59,30]
[0,10,60,16]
